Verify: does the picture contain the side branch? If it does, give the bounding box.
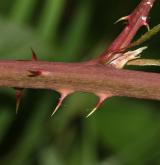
[0,60,160,100]
[98,0,155,64]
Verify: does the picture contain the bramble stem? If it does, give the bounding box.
[0,0,159,104]
[0,60,160,100]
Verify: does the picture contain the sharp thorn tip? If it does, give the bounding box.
[146,24,150,31]
[114,16,129,24]
[86,93,111,118]
[51,93,68,117]
[51,104,61,117]
[86,107,97,118]
[31,48,38,61]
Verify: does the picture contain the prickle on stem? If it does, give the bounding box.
[51,92,69,117]
[15,88,23,114]
[114,16,129,24]
[141,16,150,31]
[31,48,38,61]
[86,94,111,118]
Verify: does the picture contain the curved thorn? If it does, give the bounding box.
[15,88,23,114]
[31,48,38,61]
[144,23,150,31]
[114,16,129,24]
[141,16,150,31]
[51,93,68,117]
[86,94,109,118]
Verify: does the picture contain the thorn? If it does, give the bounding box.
[114,16,129,24]
[141,16,150,31]
[51,93,68,117]
[86,94,110,118]
[31,48,38,61]
[15,88,23,114]
[144,22,150,31]
[28,70,42,77]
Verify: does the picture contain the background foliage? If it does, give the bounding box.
[0,0,160,164]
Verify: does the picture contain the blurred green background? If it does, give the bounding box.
[0,0,160,165]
